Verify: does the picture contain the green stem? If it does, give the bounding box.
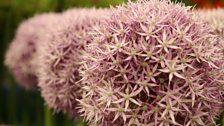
[44,106,54,126]
[36,93,42,126]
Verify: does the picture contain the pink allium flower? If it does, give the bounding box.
[37,8,110,117]
[77,0,224,125]
[5,13,60,90]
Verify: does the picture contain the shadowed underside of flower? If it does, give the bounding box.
[77,0,224,125]
[5,13,60,90]
[37,8,110,117]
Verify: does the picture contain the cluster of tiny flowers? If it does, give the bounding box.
[77,0,224,125]
[37,8,110,117]
[5,13,60,90]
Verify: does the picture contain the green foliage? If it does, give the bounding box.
[62,0,130,8]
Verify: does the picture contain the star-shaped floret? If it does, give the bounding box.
[114,87,142,110]
[156,30,181,53]
[159,58,185,83]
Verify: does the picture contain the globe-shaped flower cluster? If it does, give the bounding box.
[37,8,110,117]
[5,13,60,90]
[77,0,224,125]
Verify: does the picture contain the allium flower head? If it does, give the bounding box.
[78,0,224,125]
[5,13,60,90]
[37,8,110,117]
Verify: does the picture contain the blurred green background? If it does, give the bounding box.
[0,0,223,126]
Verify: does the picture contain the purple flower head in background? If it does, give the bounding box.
[77,0,224,125]
[37,8,110,117]
[196,8,224,35]
[196,9,224,55]
[5,13,60,90]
